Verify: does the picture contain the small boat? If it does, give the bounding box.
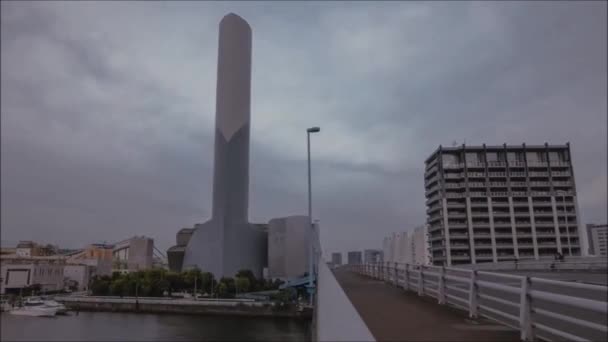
[10,298,57,317]
[22,296,68,314]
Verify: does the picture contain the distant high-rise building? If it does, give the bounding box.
[425,143,583,266]
[347,251,362,265]
[331,252,342,266]
[382,226,429,266]
[587,224,607,256]
[363,249,382,264]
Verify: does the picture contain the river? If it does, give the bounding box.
[0,312,311,341]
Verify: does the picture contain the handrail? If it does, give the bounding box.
[349,263,607,342]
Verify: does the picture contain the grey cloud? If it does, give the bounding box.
[1,1,606,255]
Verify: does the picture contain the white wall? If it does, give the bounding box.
[267,215,309,279]
[316,261,375,341]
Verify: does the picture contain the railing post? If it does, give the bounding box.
[519,276,533,341]
[418,266,424,296]
[438,266,446,304]
[468,270,478,318]
[394,262,399,286]
[404,264,410,291]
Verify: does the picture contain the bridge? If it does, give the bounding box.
[314,260,608,341]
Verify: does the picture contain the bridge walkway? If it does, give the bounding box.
[333,268,520,341]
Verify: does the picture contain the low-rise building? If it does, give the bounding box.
[113,236,154,272]
[1,256,66,294]
[63,264,95,291]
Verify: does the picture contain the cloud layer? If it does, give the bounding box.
[1,1,606,254]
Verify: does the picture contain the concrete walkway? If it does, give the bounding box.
[333,268,520,342]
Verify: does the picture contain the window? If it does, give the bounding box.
[486,152,498,162]
[508,152,524,162]
[466,152,479,163]
[549,151,562,162]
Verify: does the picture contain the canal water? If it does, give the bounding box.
[0,312,311,341]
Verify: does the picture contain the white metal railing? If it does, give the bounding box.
[352,262,607,342]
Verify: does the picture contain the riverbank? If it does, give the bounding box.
[56,296,312,319]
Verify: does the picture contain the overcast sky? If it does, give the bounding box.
[1,1,606,255]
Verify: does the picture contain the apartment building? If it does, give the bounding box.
[587,224,607,256]
[425,143,583,266]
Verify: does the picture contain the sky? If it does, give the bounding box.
[1,1,606,255]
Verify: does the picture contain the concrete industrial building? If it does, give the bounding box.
[587,224,607,256]
[331,253,342,266]
[425,143,584,266]
[267,216,308,280]
[112,236,154,272]
[347,251,363,265]
[168,13,267,278]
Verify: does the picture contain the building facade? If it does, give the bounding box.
[112,236,154,272]
[267,216,308,280]
[425,143,584,266]
[347,251,362,265]
[363,249,382,264]
[1,256,66,294]
[587,224,607,256]
[382,226,430,266]
[331,252,342,266]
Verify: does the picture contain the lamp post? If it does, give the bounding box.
[307,126,320,306]
[557,191,572,256]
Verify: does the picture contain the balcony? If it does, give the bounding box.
[492,212,511,218]
[530,191,552,197]
[489,182,508,187]
[530,181,550,187]
[552,171,570,177]
[489,192,508,197]
[469,192,487,198]
[529,172,549,177]
[477,254,494,260]
[468,172,485,178]
[468,182,486,188]
[449,233,469,239]
[495,232,514,238]
[488,172,507,177]
[550,161,569,167]
[534,222,555,228]
[528,161,548,167]
[510,181,527,186]
[448,223,468,229]
[533,211,554,217]
[512,191,528,197]
[471,211,489,217]
[509,161,526,167]
[552,181,572,187]
[443,163,463,170]
[487,161,506,168]
[450,244,470,250]
[445,173,463,179]
[494,222,512,228]
[467,162,485,168]
[510,172,526,177]
[444,183,461,189]
[445,193,463,199]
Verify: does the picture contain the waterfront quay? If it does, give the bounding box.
[55,296,312,319]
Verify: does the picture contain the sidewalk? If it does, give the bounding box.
[332,268,519,341]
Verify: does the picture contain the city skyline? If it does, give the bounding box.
[1,1,606,254]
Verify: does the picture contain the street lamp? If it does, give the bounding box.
[556,190,572,256]
[307,126,320,306]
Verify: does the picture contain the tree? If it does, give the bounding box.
[91,277,110,296]
[200,272,214,294]
[235,269,257,290]
[217,283,228,298]
[235,277,250,294]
